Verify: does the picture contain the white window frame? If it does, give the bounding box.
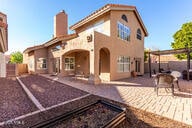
[29,59,34,69]
[137,28,142,40]
[117,22,130,41]
[51,45,61,52]
[117,56,130,72]
[37,58,47,69]
[64,57,75,71]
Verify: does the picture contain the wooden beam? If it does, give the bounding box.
[158,55,160,72]
[148,52,151,77]
[187,49,190,81]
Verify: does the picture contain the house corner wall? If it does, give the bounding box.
[0,52,6,77]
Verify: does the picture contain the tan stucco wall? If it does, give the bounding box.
[47,42,62,73]
[75,51,89,76]
[23,48,48,74]
[0,12,8,53]
[23,7,146,84]
[34,48,48,74]
[68,9,145,81]
[23,51,35,73]
[109,10,144,80]
[0,52,6,77]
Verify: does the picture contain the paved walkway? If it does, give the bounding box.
[41,74,192,126]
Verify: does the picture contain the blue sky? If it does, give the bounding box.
[0,0,192,54]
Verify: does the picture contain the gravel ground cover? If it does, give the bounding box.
[0,77,37,122]
[4,94,191,128]
[19,74,88,107]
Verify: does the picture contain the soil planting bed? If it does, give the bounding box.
[0,77,37,122]
[19,74,88,107]
[31,100,126,128]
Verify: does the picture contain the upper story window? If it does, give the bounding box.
[0,17,3,22]
[137,28,142,40]
[51,45,61,52]
[117,22,130,41]
[121,14,128,22]
[37,58,47,69]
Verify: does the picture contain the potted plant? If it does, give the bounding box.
[131,70,137,77]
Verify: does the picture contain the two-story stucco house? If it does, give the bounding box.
[23,4,148,84]
[0,12,8,77]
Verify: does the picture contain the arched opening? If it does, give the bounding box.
[121,14,128,22]
[61,49,90,77]
[99,48,110,81]
[137,28,142,40]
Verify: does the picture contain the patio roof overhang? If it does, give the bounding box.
[23,33,78,53]
[148,48,191,81]
[149,48,191,56]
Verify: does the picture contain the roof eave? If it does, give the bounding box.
[70,8,110,30]
[43,33,78,47]
[133,8,148,37]
[23,45,44,53]
[43,38,60,47]
[70,6,148,37]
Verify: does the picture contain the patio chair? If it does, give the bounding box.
[155,73,175,96]
[171,71,181,90]
[153,69,156,74]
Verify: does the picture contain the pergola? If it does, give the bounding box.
[148,48,191,81]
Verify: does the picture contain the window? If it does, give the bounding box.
[117,22,130,41]
[37,58,47,69]
[29,59,34,69]
[121,14,128,22]
[137,28,142,40]
[51,45,61,52]
[65,57,75,70]
[86,20,104,34]
[117,56,130,72]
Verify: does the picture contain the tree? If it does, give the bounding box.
[171,22,192,60]
[10,51,23,64]
[144,48,149,62]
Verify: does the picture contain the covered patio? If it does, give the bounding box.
[148,48,192,80]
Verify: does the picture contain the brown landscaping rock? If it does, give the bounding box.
[19,74,88,107]
[0,77,37,123]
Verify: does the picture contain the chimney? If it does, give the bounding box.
[54,10,68,37]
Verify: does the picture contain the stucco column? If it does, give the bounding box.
[0,52,6,77]
[88,50,101,84]
[60,56,62,73]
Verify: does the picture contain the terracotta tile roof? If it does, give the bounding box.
[0,12,6,17]
[57,33,78,40]
[23,33,78,53]
[70,4,148,36]
[43,33,78,47]
[0,21,7,28]
[23,44,44,53]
